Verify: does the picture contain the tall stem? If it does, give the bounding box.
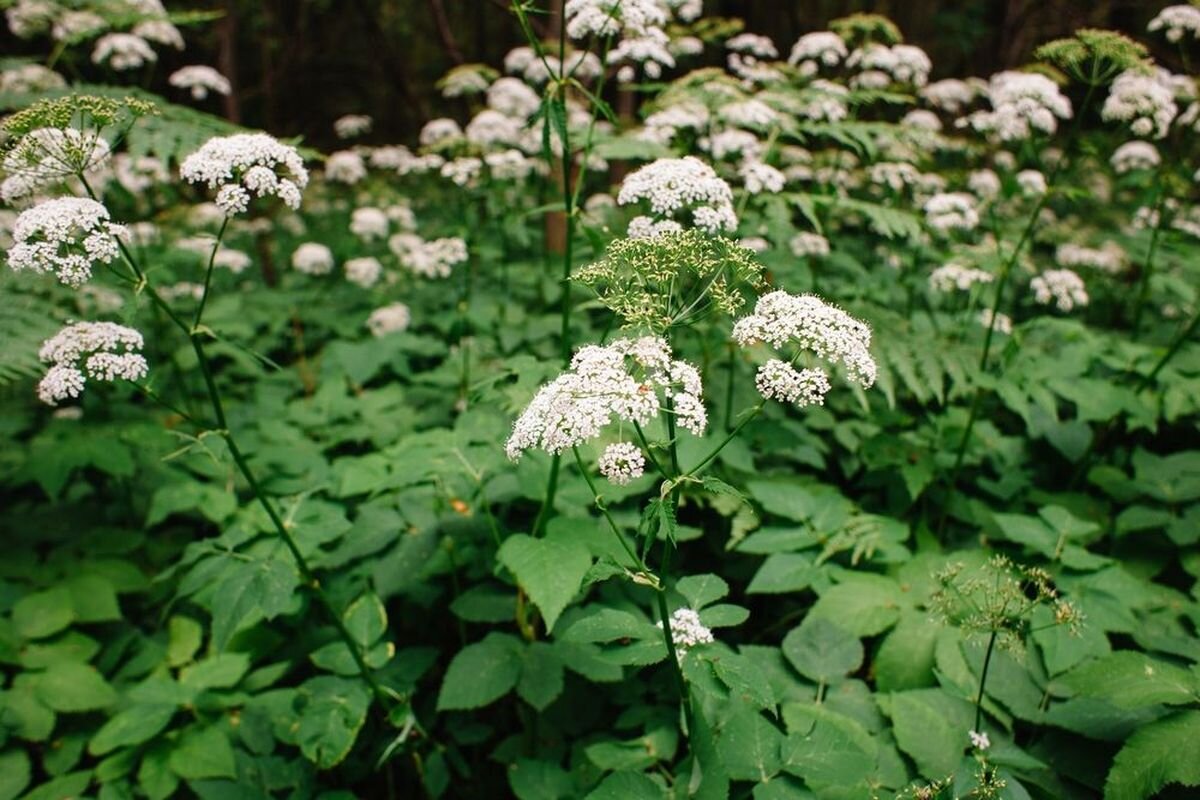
[974,631,998,732]
[1131,183,1167,339]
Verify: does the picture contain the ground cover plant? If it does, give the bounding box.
[1,1,1200,798]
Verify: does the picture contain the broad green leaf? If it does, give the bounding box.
[807,574,904,637]
[688,689,731,800]
[18,631,100,669]
[712,650,776,711]
[1059,652,1200,708]
[559,607,658,644]
[584,771,665,800]
[1104,711,1200,800]
[0,749,31,800]
[65,575,121,622]
[888,689,973,778]
[873,611,939,691]
[21,771,90,800]
[437,633,522,711]
[498,531,592,633]
[179,653,251,691]
[718,709,783,783]
[34,662,116,712]
[209,556,299,649]
[295,676,371,769]
[343,592,388,648]
[747,554,819,595]
[780,703,876,789]
[676,574,729,610]
[450,584,517,623]
[2,681,55,740]
[12,587,75,640]
[89,705,176,756]
[146,481,237,527]
[166,616,203,667]
[517,642,564,711]
[782,617,863,685]
[168,725,236,779]
[508,758,574,800]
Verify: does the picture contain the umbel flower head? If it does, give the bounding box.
[37,321,148,406]
[733,291,876,407]
[573,230,764,332]
[168,65,232,100]
[505,336,706,461]
[180,133,309,215]
[617,156,738,236]
[1,127,111,203]
[1034,29,1149,86]
[7,197,125,287]
[657,608,714,660]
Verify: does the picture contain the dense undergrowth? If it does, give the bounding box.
[1,2,1200,799]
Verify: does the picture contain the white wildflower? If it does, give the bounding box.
[968,169,1002,200]
[739,160,785,195]
[657,608,714,659]
[979,308,1012,335]
[789,232,830,257]
[367,302,411,337]
[1030,269,1088,312]
[180,133,309,213]
[441,156,483,187]
[37,321,147,405]
[755,360,831,406]
[0,63,65,94]
[923,192,980,234]
[902,109,943,131]
[487,77,541,119]
[1055,242,1126,275]
[787,31,847,75]
[958,71,1072,142]
[969,730,991,751]
[1149,5,1200,43]
[564,0,667,40]
[2,127,112,203]
[1016,169,1047,196]
[1110,141,1161,174]
[92,33,156,71]
[727,33,778,58]
[350,207,389,241]
[617,156,738,234]
[921,78,981,113]
[168,66,232,100]
[419,118,463,148]
[325,150,367,184]
[739,236,769,252]
[345,256,383,288]
[7,197,124,287]
[1102,69,1177,140]
[597,442,646,485]
[291,242,335,275]
[847,43,931,87]
[334,115,373,140]
[929,263,994,292]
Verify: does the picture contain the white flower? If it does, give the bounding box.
[847,44,931,87]
[755,360,831,407]
[439,67,491,98]
[484,149,536,181]
[37,321,148,405]
[796,80,849,123]
[0,63,65,94]
[701,129,763,161]
[1110,140,1161,174]
[334,115,373,140]
[487,77,541,119]
[159,281,205,302]
[657,608,714,659]
[902,109,943,131]
[51,11,105,42]
[169,66,232,100]
[1055,242,1126,275]
[1016,169,1047,196]
[325,150,367,184]
[739,160,785,195]
[419,118,463,148]
[6,0,57,38]
[1,127,111,203]
[598,442,646,485]
[180,133,309,213]
[719,99,780,130]
[618,156,738,234]
[367,302,411,337]
[787,31,847,74]
[390,235,468,279]
[505,336,706,461]
[92,33,157,71]
[133,19,184,50]
[979,308,1012,335]
[291,242,334,275]
[608,28,676,77]
[350,207,389,240]
[113,153,170,193]
[7,197,124,287]
[1149,5,1200,43]
[789,232,830,257]
[627,216,684,239]
[344,256,383,288]
[1031,269,1088,312]
[564,0,667,40]
[929,263,994,292]
[969,730,991,751]
[923,192,980,234]
[1102,69,1178,140]
[958,71,1072,142]
[921,78,982,113]
[441,156,483,187]
[727,33,778,58]
[739,236,769,253]
[733,291,876,391]
[869,162,921,193]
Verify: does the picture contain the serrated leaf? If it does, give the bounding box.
[1059,651,1200,708]
[718,709,783,783]
[436,633,522,711]
[780,703,877,789]
[498,531,592,633]
[676,574,729,610]
[1104,711,1200,800]
[295,676,371,769]
[782,617,863,685]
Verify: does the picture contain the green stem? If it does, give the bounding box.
[974,631,998,732]
[683,402,765,480]
[571,447,648,573]
[530,453,560,538]
[1131,183,1167,339]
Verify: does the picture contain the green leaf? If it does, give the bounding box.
[888,689,972,778]
[0,749,31,800]
[2,680,56,740]
[718,710,783,783]
[20,771,90,800]
[873,611,939,691]
[498,531,592,633]
[209,555,299,649]
[89,705,176,756]
[807,574,904,637]
[517,642,564,711]
[782,617,863,685]
[146,481,238,527]
[179,653,251,691]
[12,587,75,640]
[65,575,121,623]
[1059,652,1200,708]
[687,689,730,800]
[168,725,236,780]
[711,651,776,711]
[584,772,665,800]
[747,554,819,595]
[296,676,371,769]
[437,633,522,711]
[780,703,876,789]
[1104,711,1200,800]
[343,592,388,648]
[676,574,729,610]
[508,758,574,800]
[34,662,117,712]
[166,616,203,667]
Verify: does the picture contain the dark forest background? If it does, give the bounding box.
[4,1,1181,149]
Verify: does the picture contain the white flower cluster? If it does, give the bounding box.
[597,441,647,485]
[869,161,920,193]
[739,160,785,195]
[789,232,830,257]
[440,67,490,98]
[1031,269,1088,312]
[487,77,541,119]
[344,256,383,288]
[979,308,1012,335]
[325,150,367,185]
[609,29,676,79]
[658,608,714,658]
[2,127,112,203]
[640,102,710,146]
[113,153,169,193]
[441,156,483,187]
[419,118,463,149]
[701,129,762,161]
[727,33,778,58]
[754,359,831,407]
[350,207,390,241]
[505,336,706,461]
[719,99,780,130]
[1055,242,1126,275]
[921,78,983,113]
[847,44,931,88]
[1110,140,1161,173]
[733,291,876,403]
[335,115,373,140]
[969,730,991,751]
[1016,169,1047,196]
[901,109,943,132]
[796,80,849,123]
[787,31,847,76]
[388,234,468,279]
[967,169,1002,200]
[565,0,666,40]
[617,156,738,235]
[180,133,309,215]
[291,242,335,275]
[169,66,231,100]
[0,63,65,94]
[7,198,124,287]
[929,263,994,292]
[504,46,603,85]
[92,33,156,71]
[923,192,980,234]
[1102,69,1178,140]
[1149,5,1200,43]
[484,149,538,181]
[959,71,1072,142]
[37,321,148,406]
[367,302,411,337]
